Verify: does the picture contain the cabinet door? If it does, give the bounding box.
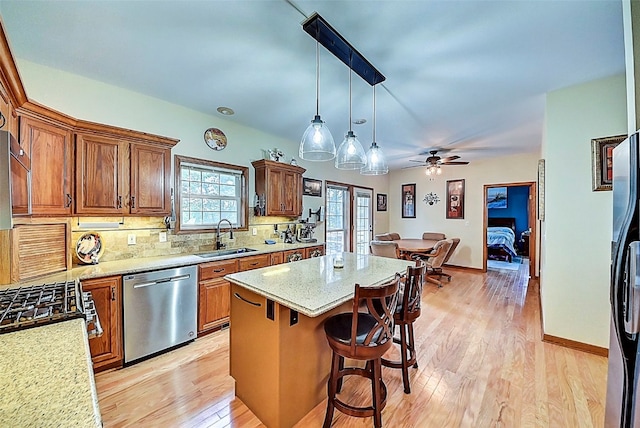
[10,154,29,215]
[22,117,73,215]
[130,143,171,215]
[266,167,285,215]
[199,278,230,333]
[284,249,305,263]
[270,251,284,265]
[238,254,270,271]
[306,245,324,258]
[75,134,126,215]
[83,276,123,372]
[281,170,298,216]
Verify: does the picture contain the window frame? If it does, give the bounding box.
[174,155,249,234]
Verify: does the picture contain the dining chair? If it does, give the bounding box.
[430,237,460,281]
[388,232,401,240]
[422,232,446,240]
[370,241,401,259]
[411,239,452,287]
[374,233,393,241]
[382,260,426,394]
[322,274,401,428]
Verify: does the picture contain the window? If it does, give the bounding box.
[174,155,248,233]
[326,185,348,255]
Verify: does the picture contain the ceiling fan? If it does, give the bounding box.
[408,150,469,175]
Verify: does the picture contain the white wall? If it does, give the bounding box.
[542,73,626,348]
[389,152,539,269]
[15,59,391,234]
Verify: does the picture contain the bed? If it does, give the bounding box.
[487,217,518,262]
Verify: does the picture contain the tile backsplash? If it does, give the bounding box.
[71,214,322,265]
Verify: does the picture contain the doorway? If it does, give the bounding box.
[325,181,374,256]
[483,182,537,278]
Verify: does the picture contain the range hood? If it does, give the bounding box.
[0,130,27,230]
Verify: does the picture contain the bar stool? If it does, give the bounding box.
[322,274,401,428]
[382,261,426,394]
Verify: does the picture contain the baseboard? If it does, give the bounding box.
[443,264,483,272]
[532,278,607,357]
[542,334,608,357]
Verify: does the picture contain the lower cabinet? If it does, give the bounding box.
[270,251,284,265]
[198,259,238,334]
[283,248,305,263]
[306,245,325,258]
[82,276,123,372]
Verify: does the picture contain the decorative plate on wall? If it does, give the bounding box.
[76,232,104,264]
[204,128,227,151]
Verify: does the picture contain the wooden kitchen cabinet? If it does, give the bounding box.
[252,159,306,217]
[75,133,126,215]
[305,245,325,258]
[283,248,305,263]
[270,251,284,265]
[238,254,270,271]
[75,133,172,215]
[20,116,74,215]
[198,259,238,334]
[129,142,171,215]
[82,275,123,372]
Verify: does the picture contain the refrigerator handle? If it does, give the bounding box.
[624,241,640,334]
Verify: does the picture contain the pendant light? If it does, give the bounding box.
[299,39,335,161]
[335,63,367,170]
[361,84,388,175]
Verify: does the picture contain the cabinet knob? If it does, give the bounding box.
[117,196,123,209]
[131,196,136,208]
[65,194,72,208]
[111,286,116,301]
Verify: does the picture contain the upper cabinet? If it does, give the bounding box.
[129,143,171,215]
[20,116,73,216]
[75,133,126,215]
[252,159,305,217]
[75,133,173,216]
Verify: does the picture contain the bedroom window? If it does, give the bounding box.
[174,155,248,233]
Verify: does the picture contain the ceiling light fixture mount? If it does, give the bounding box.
[216,106,234,116]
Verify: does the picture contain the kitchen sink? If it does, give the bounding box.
[196,248,257,258]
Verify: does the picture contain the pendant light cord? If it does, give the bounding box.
[315,38,320,115]
[372,85,376,144]
[348,53,353,131]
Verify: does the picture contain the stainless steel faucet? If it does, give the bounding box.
[216,219,234,250]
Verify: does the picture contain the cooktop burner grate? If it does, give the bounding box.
[0,280,85,333]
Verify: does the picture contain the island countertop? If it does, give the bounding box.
[225,252,412,317]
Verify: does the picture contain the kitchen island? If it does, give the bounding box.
[225,252,412,428]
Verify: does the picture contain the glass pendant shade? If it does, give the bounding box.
[335,130,367,170]
[361,142,388,175]
[300,115,336,161]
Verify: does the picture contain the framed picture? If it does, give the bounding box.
[487,187,507,209]
[401,184,416,218]
[302,178,322,197]
[592,134,625,191]
[538,159,545,221]
[446,179,465,219]
[377,193,387,211]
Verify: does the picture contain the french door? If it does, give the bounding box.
[325,183,373,256]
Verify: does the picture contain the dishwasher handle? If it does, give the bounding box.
[132,274,192,289]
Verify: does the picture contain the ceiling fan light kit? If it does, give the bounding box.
[302,12,388,174]
[299,38,336,161]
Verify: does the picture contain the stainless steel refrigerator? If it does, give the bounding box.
[606,132,640,427]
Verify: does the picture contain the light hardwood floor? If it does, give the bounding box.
[95,261,608,427]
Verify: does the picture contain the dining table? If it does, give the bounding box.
[393,238,438,259]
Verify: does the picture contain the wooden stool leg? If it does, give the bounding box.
[323,351,340,428]
[372,358,384,428]
[408,323,418,369]
[400,324,410,394]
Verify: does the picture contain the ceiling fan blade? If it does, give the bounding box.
[441,161,469,165]
[409,159,425,163]
[438,155,460,163]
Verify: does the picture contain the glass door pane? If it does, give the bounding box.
[326,185,349,256]
[353,188,373,255]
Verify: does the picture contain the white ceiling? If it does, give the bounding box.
[0,0,625,170]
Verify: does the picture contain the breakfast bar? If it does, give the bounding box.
[225,252,412,428]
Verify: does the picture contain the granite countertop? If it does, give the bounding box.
[225,252,412,317]
[0,241,324,289]
[0,318,102,428]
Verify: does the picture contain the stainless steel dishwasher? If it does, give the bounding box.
[123,265,198,364]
